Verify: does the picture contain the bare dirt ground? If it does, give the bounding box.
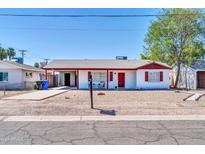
[1,90,205,116]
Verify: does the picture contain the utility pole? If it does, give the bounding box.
[19,50,27,64]
[44,58,49,65]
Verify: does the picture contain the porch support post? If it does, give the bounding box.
[53,71,55,87]
[45,69,48,80]
[107,69,109,89]
[77,70,79,90]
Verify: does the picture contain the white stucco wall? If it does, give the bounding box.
[22,70,42,89]
[79,70,136,89]
[0,62,45,89]
[59,71,76,86]
[79,70,107,89]
[136,69,170,89]
[23,70,41,81]
[0,68,23,89]
[79,70,170,90]
[0,62,23,89]
[79,70,88,89]
[108,71,136,89]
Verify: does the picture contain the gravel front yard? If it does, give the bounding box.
[0,90,205,116]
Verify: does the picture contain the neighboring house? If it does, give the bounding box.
[173,59,205,90]
[44,59,171,90]
[0,60,44,89]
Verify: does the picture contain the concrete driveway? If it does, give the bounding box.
[2,89,68,101]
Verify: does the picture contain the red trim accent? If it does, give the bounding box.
[160,71,163,81]
[110,72,113,81]
[137,62,172,70]
[145,72,148,81]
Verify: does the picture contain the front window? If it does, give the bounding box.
[26,72,33,78]
[0,72,8,81]
[92,72,106,82]
[91,72,106,89]
[148,72,160,82]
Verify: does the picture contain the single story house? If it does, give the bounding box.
[44,59,172,90]
[0,60,44,89]
[173,59,205,89]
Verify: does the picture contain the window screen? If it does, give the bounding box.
[92,72,106,82]
[148,72,160,82]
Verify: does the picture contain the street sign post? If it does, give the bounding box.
[0,81,7,96]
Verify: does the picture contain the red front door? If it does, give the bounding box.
[118,73,125,87]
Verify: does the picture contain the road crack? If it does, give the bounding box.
[157,121,179,145]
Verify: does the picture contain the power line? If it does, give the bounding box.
[24,55,39,63]
[0,27,146,31]
[0,13,204,18]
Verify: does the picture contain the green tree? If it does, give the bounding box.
[34,62,40,68]
[7,48,16,60]
[141,9,205,88]
[0,47,7,60]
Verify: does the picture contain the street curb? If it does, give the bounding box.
[3,115,205,121]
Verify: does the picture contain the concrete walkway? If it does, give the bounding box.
[1,90,68,101]
[186,93,204,101]
[2,115,205,121]
[49,86,69,90]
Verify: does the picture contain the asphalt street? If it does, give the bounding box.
[1,120,205,144]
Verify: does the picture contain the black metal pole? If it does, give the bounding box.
[89,75,94,109]
[4,83,6,96]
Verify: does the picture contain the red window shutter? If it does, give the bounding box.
[160,71,163,81]
[145,72,148,81]
[88,72,91,81]
[110,72,113,81]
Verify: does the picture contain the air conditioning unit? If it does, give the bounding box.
[116,56,128,60]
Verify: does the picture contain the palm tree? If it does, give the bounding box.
[0,47,7,60]
[7,48,16,60]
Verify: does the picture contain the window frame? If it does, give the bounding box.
[147,71,161,83]
[25,72,33,78]
[0,72,8,82]
[92,72,106,82]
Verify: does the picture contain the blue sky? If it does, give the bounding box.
[0,8,161,65]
